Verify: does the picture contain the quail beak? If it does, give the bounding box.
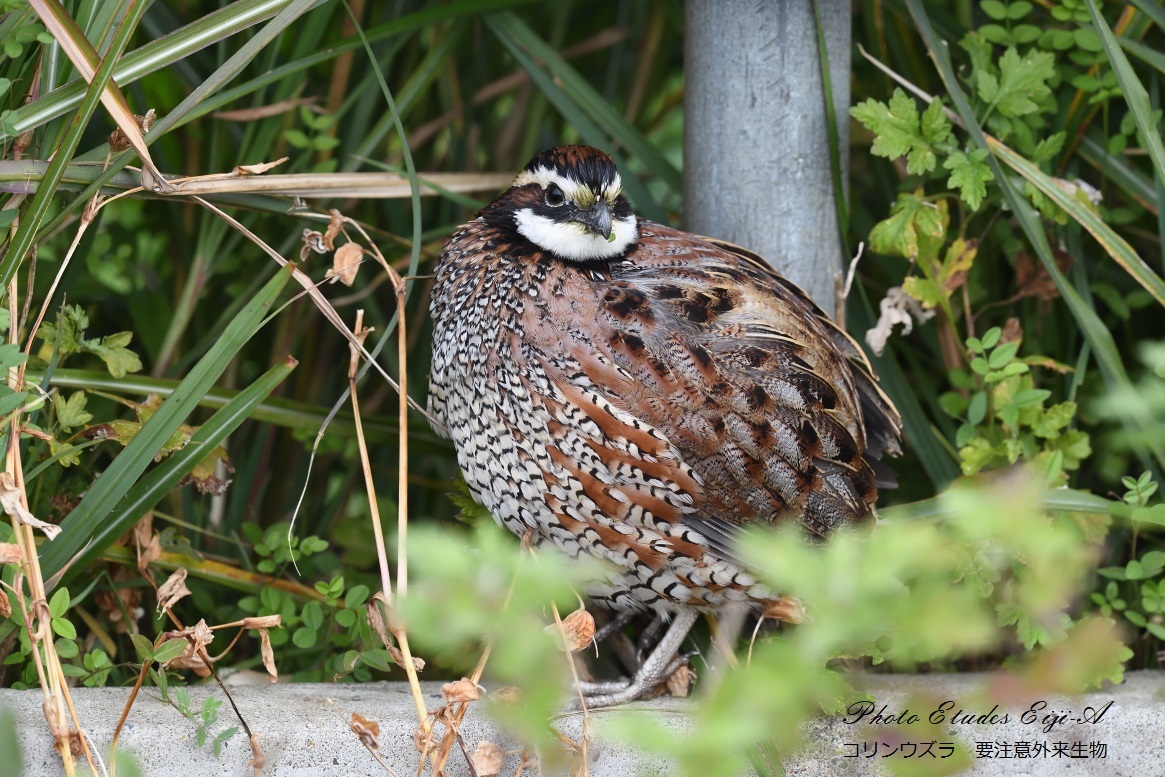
[575,200,613,240]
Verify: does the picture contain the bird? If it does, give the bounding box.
[427,145,902,707]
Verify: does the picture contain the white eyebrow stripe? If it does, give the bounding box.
[511,165,622,200]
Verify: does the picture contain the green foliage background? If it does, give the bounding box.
[0,0,1162,773]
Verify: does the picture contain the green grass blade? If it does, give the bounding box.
[903,0,1165,471]
[1084,0,1165,200]
[882,488,1116,522]
[33,368,410,442]
[38,264,295,581]
[1119,36,1165,79]
[990,138,1165,307]
[812,0,849,252]
[0,0,147,291]
[47,356,298,583]
[4,0,295,138]
[486,12,671,222]
[1128,0,1165,31]
[1076,134,1157,211]
[489,13,681,194]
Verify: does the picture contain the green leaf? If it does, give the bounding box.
[901,277,945,308]
[1008,2,1034,20]
[1131,504,1165,527]
[1031,132,1066,164]
[152,638,189,665]
[944,149,995,210]
[301,601,324,631]
[51,618,76,640]
[988,341,1020,369]
[869,191,944,259]
[851,89,946,174]
[53,392,92,432]
[129,633,155,663]
[960,437,996,475]
[48,588,70,618]
[920,99,952,146]
[1033,402,1076,437]
[292,626,317,648]
[88,332,143,379]
[981,0,1007,20]
[986,47,1056,118]
[967,391,988,425]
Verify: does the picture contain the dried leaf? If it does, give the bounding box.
[0,589,10,619]
[1015,249,1072,302]
[323,209,345,251]
[546,608,595,652]
[242,615,282,630]
[864,286,936,356]
[162,619,214,676]
[1000,317,1023,346]
[489,686,522,704]
[387,645,425,672]
[471,740,506,777]
[233,157,290,176]
[441,677,484,704]
[365,594,392,649]
[214,98,317,122]
[301,228,328,259]
[133,514,161,574]
[0,542,22,564]
[350,712,380,749]
[0,472,61,539]
[327,242,363,286]
[762,596,806,624]
[666,664,695,698]
[258,626,278,682]
[156,568,191,611]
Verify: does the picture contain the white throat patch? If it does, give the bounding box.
[514,209,638,261]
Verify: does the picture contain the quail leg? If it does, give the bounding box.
[570,609,698,709]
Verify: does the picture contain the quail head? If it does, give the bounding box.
[428,145,902,706]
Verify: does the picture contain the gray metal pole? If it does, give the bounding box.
[684,0,850,317]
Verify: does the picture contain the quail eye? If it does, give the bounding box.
[545,183,566,207]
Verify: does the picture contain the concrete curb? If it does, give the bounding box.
[3,672,1163,776]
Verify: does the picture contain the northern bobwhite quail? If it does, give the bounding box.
[428,145,902,706]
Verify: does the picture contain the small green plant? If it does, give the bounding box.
[940,326,1090,482]
[172,688,239,758]
[283,106,341,172]
[243,522,329,576]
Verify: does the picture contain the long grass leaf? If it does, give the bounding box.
[1128,0,1165,31]
[1076,134,1157,213]
[48,357,298,582]
[1084,0,1165,200]
[29,0,534,247]
[39,264,295,581]
[0,0,145,290]
[4,0,296,137]
[32,368,415,442]
[486,13,668,222]
[490,13,681,195]
[1119,36,1165,79]
[882,488,1116,522]
[989,138,1165,307]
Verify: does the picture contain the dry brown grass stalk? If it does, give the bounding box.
[4,208,97,775]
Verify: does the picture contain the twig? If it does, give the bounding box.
[345,311,430,737]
